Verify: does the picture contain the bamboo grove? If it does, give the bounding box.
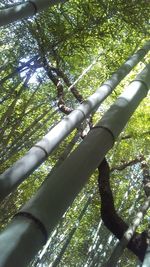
[0,1,150,267]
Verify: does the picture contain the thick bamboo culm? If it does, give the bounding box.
[0,0,67,27]
[0,41,150,202]
[0,63,149,267]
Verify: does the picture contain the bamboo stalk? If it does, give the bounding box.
[0,42,149,202]
[0,0,67,27]
[0,64,149,267]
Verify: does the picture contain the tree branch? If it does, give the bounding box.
[98,158,147,261]
[121,131,150,140]
[110,155,144,172]
[50,67,84,103]
[141,161,150,197]
[42,57,73,115]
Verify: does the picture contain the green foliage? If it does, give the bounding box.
[0,1,150,266]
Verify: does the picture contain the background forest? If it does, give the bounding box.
[0,0,150,266]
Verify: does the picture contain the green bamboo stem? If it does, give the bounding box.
[0,64,149,267]
[0,42,149,202]
[0,0,66,27]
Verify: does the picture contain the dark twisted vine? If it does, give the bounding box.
[98,158,148,261]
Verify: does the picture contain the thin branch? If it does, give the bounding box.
[110,155,144,172]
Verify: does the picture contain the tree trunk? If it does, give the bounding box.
[98,159,148,264]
